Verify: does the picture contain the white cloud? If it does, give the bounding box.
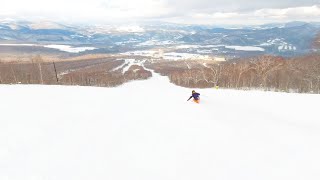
[0,0,319,25]
[1,0,172,23]
[254,5,320,19]
[192,12,242,19]
[98,0,172,19]
[177,5,320,25]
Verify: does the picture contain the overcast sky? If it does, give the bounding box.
[1,0,320,25]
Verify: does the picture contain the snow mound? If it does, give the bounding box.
[1,72,320,180]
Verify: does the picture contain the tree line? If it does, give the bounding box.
[0,55,152,87]
[148,54,320,94]
[1,53,319,93]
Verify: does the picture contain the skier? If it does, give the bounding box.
[187,90,200,104]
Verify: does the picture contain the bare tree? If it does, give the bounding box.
[235,62,254,88]
[209,64,222,87]
[11,65,18,84]
[53,61,59,83]
[32,55,44,84]
[249,56,284,88]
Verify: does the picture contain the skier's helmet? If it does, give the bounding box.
[192,90,196,94]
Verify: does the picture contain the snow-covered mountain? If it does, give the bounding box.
[0,20,319,57]
[1,71,320,180]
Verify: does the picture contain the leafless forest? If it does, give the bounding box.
[0,55,152,87]
[0,52,320,93]
[147,54,320,93]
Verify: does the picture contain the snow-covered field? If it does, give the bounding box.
[225,45,265,52]
[0,44,96,53]
[0,43,38,47]
[44,45,96,53]
[1,72,320,180]
[176,44,265,52]
[260,38,297,52]
[137,40,176,46]
[163,52,211,61]
[122,50,213,61]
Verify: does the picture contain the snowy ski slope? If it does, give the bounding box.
[1,72,320,180]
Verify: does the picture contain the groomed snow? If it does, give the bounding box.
[121,59,146,73]
[1,72,320,180]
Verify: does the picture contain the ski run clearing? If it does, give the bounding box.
[1,71,320,180]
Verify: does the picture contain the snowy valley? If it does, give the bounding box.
[1,20,320,59]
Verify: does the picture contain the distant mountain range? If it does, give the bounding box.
[0,19,319,58]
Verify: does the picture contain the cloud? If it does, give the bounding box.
[191,12,240,20]
[1,0,172,23]
[254,5,320,19]
[162,0,320,13]
[171,5,320,25]
[98,0,172,19]
[0,0,319,25]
